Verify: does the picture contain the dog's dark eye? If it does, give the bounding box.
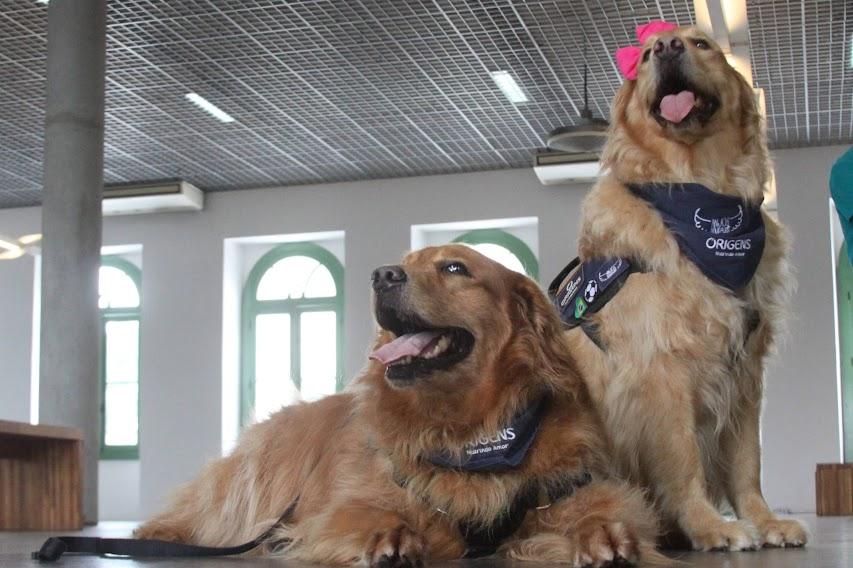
[642,49,650,62]
[442,261,470,277]
[693,39,709,50]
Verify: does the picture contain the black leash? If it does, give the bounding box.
[32,499,298,562]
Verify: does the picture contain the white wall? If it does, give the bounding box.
[761,145,849,512]
[0,211,35,423]
[99,460,141,520]
[0,147,848,518]
[411,216,538,255]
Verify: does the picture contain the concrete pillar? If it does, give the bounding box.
[39,0,106,524]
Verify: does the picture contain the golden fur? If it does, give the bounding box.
[136,245,660,566]
[567,26,807,550]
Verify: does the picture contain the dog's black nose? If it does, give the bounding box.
[653,36,684,59]
[372,265,407,291]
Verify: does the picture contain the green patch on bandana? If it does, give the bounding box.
[574,297,587,319]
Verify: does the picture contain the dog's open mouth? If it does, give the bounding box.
[370,309,474,382]
[651,74,719,126]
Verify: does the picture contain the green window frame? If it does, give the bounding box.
[453,228,539,279]
[99,256,142,460]
[241,242,344,426]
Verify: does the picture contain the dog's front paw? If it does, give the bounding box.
[503,522,645,567]
[365,525,426,568]
[757,518,808,548]
[572,521,639,567]
[688,520,759,552]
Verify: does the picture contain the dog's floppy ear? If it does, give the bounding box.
[735,70,759,131]
[507,274,578,387]
[610,80,635,125]
[510,275,559,340]
[734,69,771,195]
[601,81,635,170]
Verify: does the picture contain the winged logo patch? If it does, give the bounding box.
[694,205,743,235]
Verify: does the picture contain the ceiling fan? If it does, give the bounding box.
[546,34,609,154]
[0,233,42,260]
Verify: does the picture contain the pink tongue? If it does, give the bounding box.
[659,91,696,123]
[370,331,442,365]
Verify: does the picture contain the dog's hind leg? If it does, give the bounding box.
[606,355,760,552]
[133,482,211,545]
[716,322,808,549]
[721,391,808,548]
[134,453,276,548]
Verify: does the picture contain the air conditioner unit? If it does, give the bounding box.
[533,151,601,185]
[103,180,204,216]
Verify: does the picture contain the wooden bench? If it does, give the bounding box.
[0,420,83,530]
[816,463,853,516]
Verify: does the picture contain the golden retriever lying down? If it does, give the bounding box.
[558,24,807,551]
[136,245,659,566]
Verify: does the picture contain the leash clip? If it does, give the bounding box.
[535,485,553,510]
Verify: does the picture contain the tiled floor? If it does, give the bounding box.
[2,515,851,567]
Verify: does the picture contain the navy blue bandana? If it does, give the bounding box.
[629,183,765,290]
[427,398,547,472]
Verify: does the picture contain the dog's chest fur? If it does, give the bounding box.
[577,178,790,417]
[582,181,785,340]
[380,400,606,529]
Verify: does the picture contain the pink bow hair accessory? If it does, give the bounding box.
[615,21,678,80]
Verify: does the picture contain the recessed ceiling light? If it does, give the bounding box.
[0,237,20,251]
[0,233,41,260]
[35,0,49,5]
[0,249,24,260]
[490,71,528,104]
[185,93,235,123]
[0,236,23,260]
[18,233,43,245]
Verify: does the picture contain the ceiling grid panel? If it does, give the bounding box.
[0,0,848,207]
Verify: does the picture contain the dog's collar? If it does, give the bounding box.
[424,396,548,473]
[629,182,766,290]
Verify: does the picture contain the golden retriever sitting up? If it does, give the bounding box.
[562,25,807,551]
[136,245,659,566]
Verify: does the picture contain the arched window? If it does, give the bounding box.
[453,229,539,279]
[241,243,344,424]
[99,257,141,460]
